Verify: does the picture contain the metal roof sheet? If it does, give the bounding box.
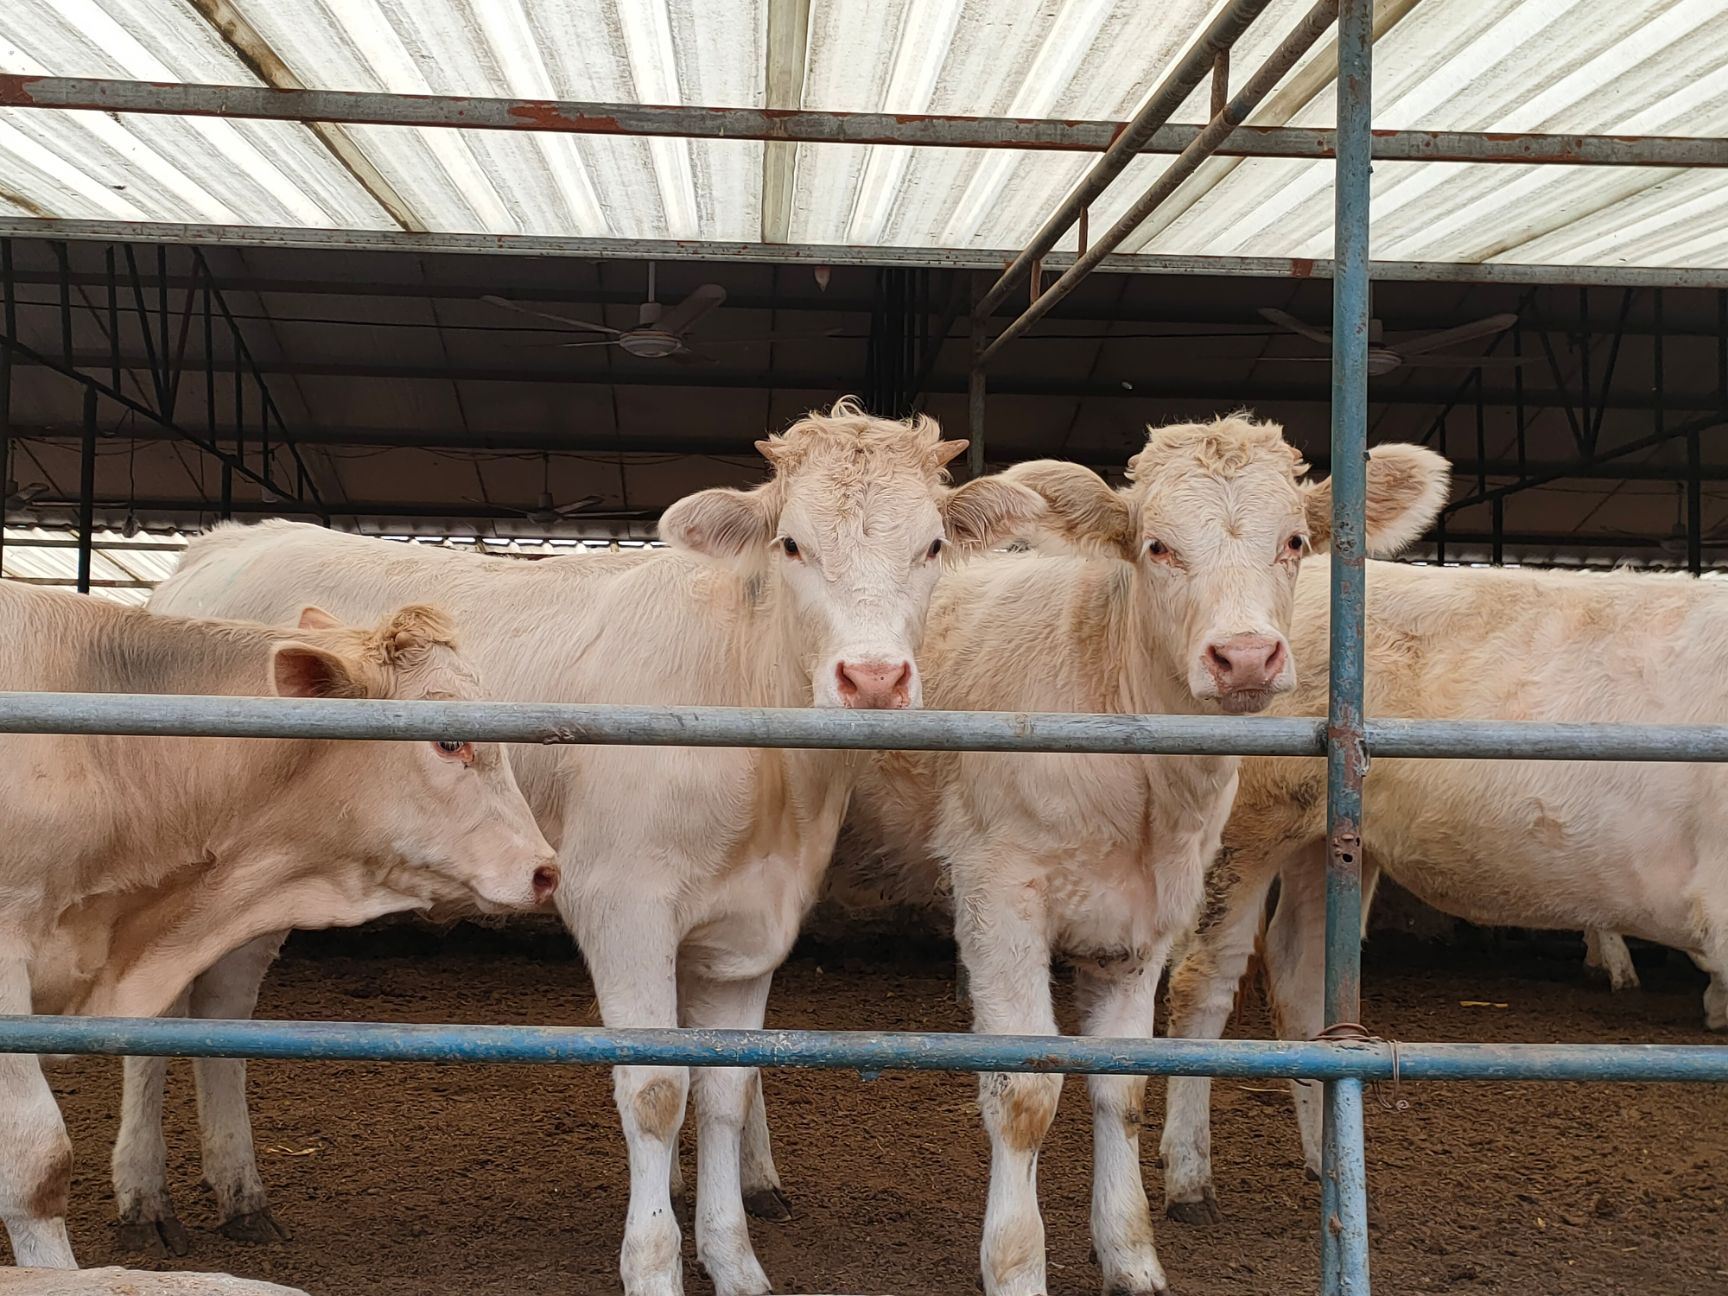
[0,0,1724,268]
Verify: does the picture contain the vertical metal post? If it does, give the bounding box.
[78,388,97,594]
[1322,0,1373,1293]
[105,246,120,395]
[55,241,73,365]
[968,309,986,482]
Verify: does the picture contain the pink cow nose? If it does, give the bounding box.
[1205,635,1287,692]
[532,863,560,904]
[836,660,913,709]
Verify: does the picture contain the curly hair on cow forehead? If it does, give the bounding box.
[754,397,967,481]
[1125,412,1309,485]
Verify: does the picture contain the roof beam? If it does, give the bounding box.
[2,220,1723,289]
[3,75,1724,170]
[14,423,1728,480]
[10,350,1726,411]
[760,0,812,244]
[6,266,1720,337]
[180,2,425,233]
[1114,0,1427,254]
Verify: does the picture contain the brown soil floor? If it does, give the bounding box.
[27,921,1728,1296]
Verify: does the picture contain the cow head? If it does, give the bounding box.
[271,605,559,910]
[658,399,1043,708]
[1006,415,1449,713]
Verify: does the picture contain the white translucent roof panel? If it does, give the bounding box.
[0,0,1724,270]
[0,0,393,227]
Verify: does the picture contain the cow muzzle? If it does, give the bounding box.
[1198,633,1292,714]
[823,656,918,709]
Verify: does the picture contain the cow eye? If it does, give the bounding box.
[1287,534,1306,554]
[1146,539,1168,557]
[433,740,474,762]
[780,536,800,558]
[926,538,944,560]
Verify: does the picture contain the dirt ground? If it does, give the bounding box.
[29,919,1728,1296]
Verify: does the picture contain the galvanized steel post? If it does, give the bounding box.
[1322,0,1374,1292]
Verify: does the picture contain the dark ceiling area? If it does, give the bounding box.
[3,235,1726,565]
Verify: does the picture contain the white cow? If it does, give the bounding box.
[118,403,1042,1296]
[838,417,1450,1296]
[1160,558,1728,1224]
[0,583,555,1269]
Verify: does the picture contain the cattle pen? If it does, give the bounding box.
[2,1,1728,1294]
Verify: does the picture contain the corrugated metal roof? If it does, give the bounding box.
[0,0,1724,268]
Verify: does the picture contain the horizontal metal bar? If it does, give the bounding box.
[2,74,1711,168]
[0,692,1325,754]
[8,693,1728,762]
[6,1015,1727,1082]
[11,349,1719,411]
[2,219,1724,290]
[11,265,1719,337]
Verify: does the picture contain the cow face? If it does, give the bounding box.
[272,605,558,910]
[1007,416,1450,713]
[659,400,1043,709]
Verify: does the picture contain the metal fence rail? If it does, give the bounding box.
[7,1018,1728,1083]
[10,692,1728,762]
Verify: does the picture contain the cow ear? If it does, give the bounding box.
[271,643,365,699]
[941,476,1044,552]
[659,486,775,562]
[1303,443,1451,557]
[997,459,1135,560]
[297,605,342,631]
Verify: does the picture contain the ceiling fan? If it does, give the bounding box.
[470,455,604,527]
[1258,308,1528,377]
[482,264,835,364]
[3,479,47,513]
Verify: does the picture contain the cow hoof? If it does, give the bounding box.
[1304,1165,1322,1184]
[1165,1193,1221,1226]
[743,1186,793,1222]
[117,1213,192,1258]
[217,1208,293,1244]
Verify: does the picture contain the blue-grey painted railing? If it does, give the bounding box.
[7,692,1728,762]
[8,1017,1728,1083]
[1324,1,1376,1290]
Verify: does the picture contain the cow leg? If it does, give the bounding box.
[113,989,193,1257]
[1074,958,1171,1296]
[957,889,1060,1296]
[572,907,687,1296]
[1261,857,1332,1180]
[738,1068,791,1221]
[680,971,774,1296]
[189,933,289,1243]
[0,958,76,1268]
[1161,842,1293,1225]
[1583,929,1641,991]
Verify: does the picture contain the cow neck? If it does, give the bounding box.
[1111,566,1205,719]
[738,564,823,711]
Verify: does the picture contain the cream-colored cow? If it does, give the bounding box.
[0,582,555,1269]
[1161,558,1728,1225]
[118,402,1042,1296]
[838,417,1449,1296]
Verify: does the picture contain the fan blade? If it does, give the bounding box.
[1390,354,1534,368]
[1258,307,1334,346]
[1395,313,1518,357]
[553,339,624,350]
[480,294,621,336]
[669,346,719,366]
[554,495,605,517]
[656,283,727,338]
